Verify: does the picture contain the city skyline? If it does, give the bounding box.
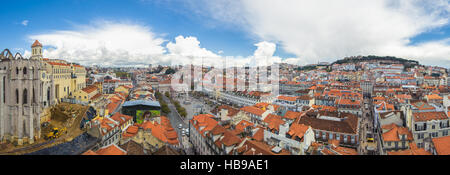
[0,0,449,68]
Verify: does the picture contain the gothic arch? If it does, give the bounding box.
[16,89,19,104]
[2,76,5,103]
[0,49,13,60]
[23,88,28,104]
[14,52,23,60]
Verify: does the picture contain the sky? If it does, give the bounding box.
[0,0,449,68]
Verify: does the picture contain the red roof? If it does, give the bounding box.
[413,112,448,122]
[432,135,450,155]
[95,144,127,155]
[47,62,70,67]
[32,40,42,47]
[82,85,98,93]
[278,95,297,102]
[81,150,98,155]
[110,113,133,126]
[240,106,265,116]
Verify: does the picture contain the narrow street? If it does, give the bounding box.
[161,94,193,154]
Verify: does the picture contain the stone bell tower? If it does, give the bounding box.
[31,40,43,60]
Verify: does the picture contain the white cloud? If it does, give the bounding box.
[166,35,220,58]
[29,21,166,67]
[21,20,29,26]
[186,0,450,67]
[27,20,282,67]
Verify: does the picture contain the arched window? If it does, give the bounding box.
[16,67,19,75]
[47,87,50,102]
[32,88,36,103]
[16,89,19,104]
[23,67,27,75]
[23,88,28,104]
[2,76,5,103]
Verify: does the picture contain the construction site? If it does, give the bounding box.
[0,103,91,155]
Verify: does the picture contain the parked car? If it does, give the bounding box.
[178,124,183,129]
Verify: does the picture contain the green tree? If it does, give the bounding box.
[161,103,171,114]
[165,91,170,98]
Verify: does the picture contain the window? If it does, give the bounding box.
[417,133,424,139]
[432,125,435,129]
[32,88,35,103]
[387,142,391,146]
[16,67,19,75]
[2,76,5,103]
[329,133,333,140]
[23,67,27,75]
[443,130,448,136]
[16,89,19,104]
[336,134,340,140]
[432,132,438,138]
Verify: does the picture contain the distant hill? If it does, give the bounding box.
[332,55,419,68]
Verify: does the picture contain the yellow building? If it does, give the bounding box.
[43,59,87,103]
[72,85,99,103]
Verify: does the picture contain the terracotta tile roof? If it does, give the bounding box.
[90,93,102,100]
[221,130,242,147]
[213,105,239,117]
[395,94,412,100]
[413,112,448,122]
[263,114,285,131]
[95,144,127,155]
[146,119,179,145]
[254,102,269,109]
[283,111,303,120]
[432,135,450,155]
[81,150,98,155]
[373,96,386,101]
[321,148,336,155]
[278,95,297,102]
[297,95,312,101]
[106,100,121,114]
[110,113,133,127]
[336,98,361,106]
[32,40,42,47]
[375,101,395,111]
[381,124,413,142]
[210,124,226,136]
[331,145,358,155]
[388,142,431,155]
[123,125,139,138]
[426,94,443,100]
[190,114,218,137]
[47,62,70,67]
[252,127,264,142]
[119,140,145,155]
[312,105,337,112]
[287,123,309,140]
[237,140,290,155]
[299,111,359,134]
[235,120,254,133]
[240,106,265,116]
[82,85,98,93]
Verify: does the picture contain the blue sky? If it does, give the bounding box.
[0,0,449,67]
[0,0,293,58]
